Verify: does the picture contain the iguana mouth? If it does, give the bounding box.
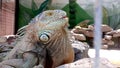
[62,16,67,18]
[59,15,68,19]
[48,14,68,21]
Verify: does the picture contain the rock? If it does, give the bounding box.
[104,35,112,40]
[72,26,90,34]
[72,27,87,34]
[106,29,120,37]
[73,34,86,41]
[84,30,94,37]
[57,58,117,68]
[72,27,94,40]
[7,37,16,45]
[0,59,24,68]
[0,52,9,62]
[102,25,113,32]
[77,20,90,28]
[72,40,89,61]
[0,35,17,61]
[106,30,116,35]
[116,29,120,32]
[101,45,108,49]
[0,37,7,43]
[107,29,120,38]
[81,28,91,31]
[101,39,109,49]
[69,36,76,43]
[71,28,80,34]
[102,39,108,44]
[0,43,14,62]
[107,40,114,46]
[33,64,44,68]
[78,28,87,34]
[0,65,14,68]
[5,35,18,45]
[88,25,94,30]
[113,33,120,37]
[75,26,82,29]
[111,37,120,48]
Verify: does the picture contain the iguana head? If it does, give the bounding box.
[32,10,68,29]
[39,10,67,23]
[28,10,69,44]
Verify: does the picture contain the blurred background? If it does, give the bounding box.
[0,0,120,36]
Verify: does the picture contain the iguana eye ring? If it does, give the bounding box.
[39,32,50,42]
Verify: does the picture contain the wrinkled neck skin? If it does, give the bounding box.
[27,23,70,56]
[25,23,71,67]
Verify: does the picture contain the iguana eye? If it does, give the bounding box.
[39,32,51,42]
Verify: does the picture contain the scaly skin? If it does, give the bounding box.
[2,10,74,68]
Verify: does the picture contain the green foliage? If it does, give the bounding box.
[69,0,76,28]
[18,4,34,29]
[102,7,109,25]
[107,4,120,30]
[84,4,108,25]
[62,3,93,28]
[18,0,94,29]
[108,14,120,30]
[18,0,50,29]
[18,0,120,30]
[84,4,120,30]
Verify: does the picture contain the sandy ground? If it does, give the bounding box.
[88,49,120,67]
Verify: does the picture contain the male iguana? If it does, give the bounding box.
[1,10,74,68]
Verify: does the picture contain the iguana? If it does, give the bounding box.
[1,10,74,68]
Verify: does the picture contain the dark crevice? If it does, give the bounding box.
[14,0,19,34]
